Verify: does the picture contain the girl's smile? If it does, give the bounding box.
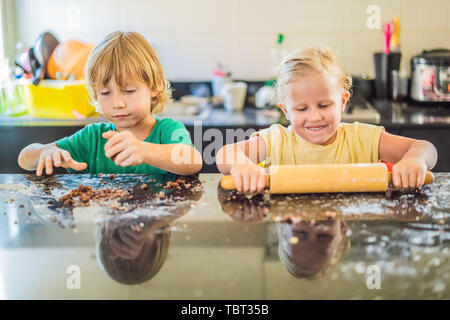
[280,73,350,146]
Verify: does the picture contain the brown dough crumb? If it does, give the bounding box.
[58,185,129,208]
[80,193,90,202]
[324,210,337,219]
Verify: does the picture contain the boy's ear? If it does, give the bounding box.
[278,104,290,120]
[340,91,350,112]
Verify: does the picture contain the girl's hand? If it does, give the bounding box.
[231,198,268,223]
[229,163,266,194]
[36,146,87,176]
[103,130,146,167]
[392,157,427,189]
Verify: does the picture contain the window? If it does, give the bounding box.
[0,1,4,63]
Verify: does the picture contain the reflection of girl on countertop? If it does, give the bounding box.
[276,219,350,279]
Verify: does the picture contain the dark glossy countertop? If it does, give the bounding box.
[2,100,450,130]
[372,100,450,129]
[0,173,449,299]
[0,106,280,128]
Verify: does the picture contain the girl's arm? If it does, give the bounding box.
[378,131,438,188]
[216,136,267,175]
[216,136,267,193]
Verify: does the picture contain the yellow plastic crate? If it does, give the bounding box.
[22,80,96,118]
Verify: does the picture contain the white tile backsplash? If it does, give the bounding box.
[123,0,180,35]
[177,0,232,34]
[343,32,384,76]
[231,0,290,34]
[343,0,403,32]
[12,0,450,81]
[176,32,234,80]
[289,0,345,33]
[231,33,277,79]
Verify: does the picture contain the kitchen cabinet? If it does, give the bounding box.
[0,122,270,174]
[373,100,450,172]
[399,129,449,172]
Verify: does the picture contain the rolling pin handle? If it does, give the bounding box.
[220,175,237,190]
[387,171,434,186]
[220,175,270,190]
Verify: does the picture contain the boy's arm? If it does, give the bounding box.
[378,131,438,188]
[141,142,202,175]
[216,136,267,175]
[18,143,88,175]
[102,130,202,175]
[18,143,56,171]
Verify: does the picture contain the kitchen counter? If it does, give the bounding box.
[0,173,448,299]
[372,99,450,129]
[1,100,449,173]
[0,106,280,128]
[3,99,450,129]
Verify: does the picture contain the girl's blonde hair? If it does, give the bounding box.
[86,31,171,115]
[275,47,352,103]
[275,221,351,279]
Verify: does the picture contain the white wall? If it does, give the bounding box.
[12,0,450,81]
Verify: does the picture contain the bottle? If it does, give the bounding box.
[0,58,9,115]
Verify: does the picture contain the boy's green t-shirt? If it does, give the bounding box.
[55,116,193,174]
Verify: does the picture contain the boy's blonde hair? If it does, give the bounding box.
[276,47,352,103]
[86,31,171,115]
[98,223,171,285]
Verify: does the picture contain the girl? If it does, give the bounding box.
[276,219,350,279]
[216,47,437,193]
[18,31,202,176]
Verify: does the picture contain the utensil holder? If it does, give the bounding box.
[374,52,401,99]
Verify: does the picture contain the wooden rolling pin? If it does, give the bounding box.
[220,163,434,194]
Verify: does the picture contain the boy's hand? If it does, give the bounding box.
[230,163,266,194]
[392,157,427,189]
[103,130,146,167]
[108,226,146,260]
[36,146,87,176]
